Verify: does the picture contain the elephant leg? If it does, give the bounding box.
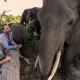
[61,44,79,74]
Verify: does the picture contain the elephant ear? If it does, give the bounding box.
[31,7,39,19]
[26,9,31,21]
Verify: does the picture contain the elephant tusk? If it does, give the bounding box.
[34,55,39,69]
[20,54,30,64]
[48,51,61,80]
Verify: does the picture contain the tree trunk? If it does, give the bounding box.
[0,50,20,80]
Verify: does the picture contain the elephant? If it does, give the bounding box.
[32,0,80,80]
[20,7,41,39]
[8,23,28,57]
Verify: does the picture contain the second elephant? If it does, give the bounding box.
[20,7,41,39]
[9,23,28,57]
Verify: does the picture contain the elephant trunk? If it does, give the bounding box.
[34,51,61,80]
[37,28,66,80]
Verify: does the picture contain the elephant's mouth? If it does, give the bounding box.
[34,51,61,80]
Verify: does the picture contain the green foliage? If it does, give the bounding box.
[0,14,21,24]
[69,74,80,80]
[0,10,21,27]
[27,19,38,39]
[19,18,40,80]
[0,13,21,33]
[27,19,39,58]
[0,11,21,32]
[20,35,39,80]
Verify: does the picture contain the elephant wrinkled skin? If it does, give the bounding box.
[36,0,80,79]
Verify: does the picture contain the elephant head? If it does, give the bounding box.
[20,7,41,39]
[36,0,80,79]
[20,7,40,26]
[20,9,30,26]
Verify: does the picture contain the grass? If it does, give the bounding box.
[70,75,80,80]
[20,34,38,80]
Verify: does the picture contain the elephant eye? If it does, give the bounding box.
[68,19,74,25]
